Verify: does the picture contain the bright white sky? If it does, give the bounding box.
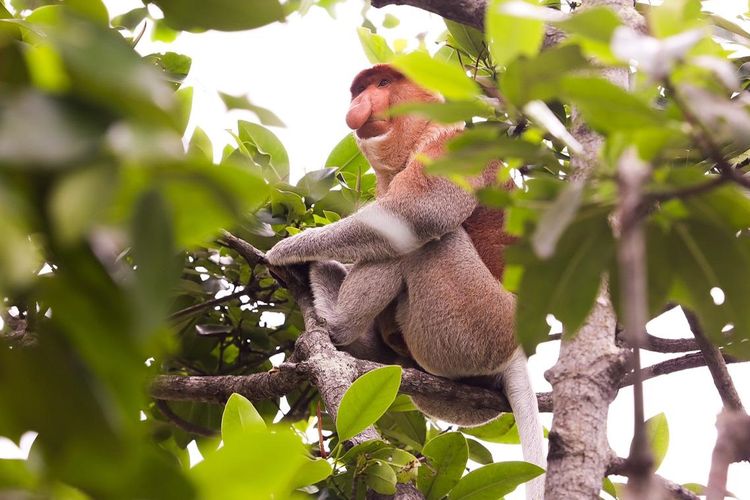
[2,1,750,498]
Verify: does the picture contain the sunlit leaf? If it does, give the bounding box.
[392,51,481,100]
[417,432,468,500]
[448,461,544,499]
[337,366,402,441]
[221,394,266,443]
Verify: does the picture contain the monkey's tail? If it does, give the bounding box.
[501,349,546,500]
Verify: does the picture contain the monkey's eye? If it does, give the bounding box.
[378,78,391,87]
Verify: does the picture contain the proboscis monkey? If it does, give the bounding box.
[266,65,544,499]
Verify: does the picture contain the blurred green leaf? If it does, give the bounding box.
[501,44,589,107]
[151,0,285,31]
[445,19,485,59]
[357,26,394,63]
[486,0,544,67]
[392,51,481,100]
[221,394,266,443]
[219,92,285,127]
[670,220,750,358]
[111,7,148,31]
[561,76,663,132]
[389,100,494,123]
[646,412,669,470]
[337,366,402,441]
[509,209,614,355]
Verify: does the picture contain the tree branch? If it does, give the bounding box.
[621,351,742,387]
[683,310,744,412]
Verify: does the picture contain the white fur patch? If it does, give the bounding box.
[359,204,420,255]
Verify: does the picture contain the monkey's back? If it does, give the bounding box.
[397,228,517,379]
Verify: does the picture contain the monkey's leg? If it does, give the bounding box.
[309,260,402,364]
[326,260,403,347]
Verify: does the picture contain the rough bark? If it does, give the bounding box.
[545,291,627,499]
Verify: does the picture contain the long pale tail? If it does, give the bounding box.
[501,349,546,500]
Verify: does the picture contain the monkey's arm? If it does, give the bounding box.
[266,167,476,265]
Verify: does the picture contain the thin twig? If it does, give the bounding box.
[617,150,655,495]
[621,351,741,387]
[155,399,216,437]
[169,288,247,321]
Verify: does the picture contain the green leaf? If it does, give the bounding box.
[377,410,427,450]
[648,0,703,38]
[531,180,584,259]
[388,100,494,123]
[357,26,394,63]
[501,44,590,106]
[561,76,663,132]
[111,7,148,30]
[221,393,266,443]
[417,432,468,500]
[670,220,750,358]
[646,412,669,470]
[485,0,544,67]
[237,120,290,181]
[509,209,614,354]
[151,0,285,32]
[131,189,179,334]
[445,19,485,59]
[337,365,402,441]
[219,92,285,127]
[291,458,333,489]
[296,168,337,202]
[364,461,397,495]
[467,438,494,465]
[391,51,481,100]
[448,461,544,499]
[460,414,519,444]
[383,13,400,29]
[188,127,213,161]
[602,477,618,499]
[325,133,371,175]
[554,7,622,43]
[50,167,115,244]
[191,428,307,498]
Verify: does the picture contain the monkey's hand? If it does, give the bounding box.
[265,227,326,266]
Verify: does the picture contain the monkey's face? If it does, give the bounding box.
[347,65,437,141]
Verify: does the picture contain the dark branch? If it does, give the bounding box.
[684,310,745,412]
[150,368,303,405]
[642,333,698,353]
[621,351,743,387]
[369,0,565,46]
[155,399,215,437]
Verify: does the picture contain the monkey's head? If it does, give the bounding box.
[346,64,439,141]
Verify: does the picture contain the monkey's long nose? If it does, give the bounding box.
[346,94,372,130]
